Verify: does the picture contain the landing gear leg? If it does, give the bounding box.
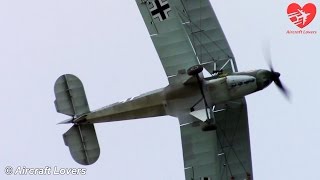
[187,65,217,131]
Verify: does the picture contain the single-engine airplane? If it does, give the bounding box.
[54,0,289,179]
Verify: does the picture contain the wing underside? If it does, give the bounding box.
[172,0,237,74]
[135,0,237,83]
[180,98,253,180]
[135,0,200,78]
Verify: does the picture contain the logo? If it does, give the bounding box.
[286,3,317,34]
[149,0,171,22]
[287,3,316,28]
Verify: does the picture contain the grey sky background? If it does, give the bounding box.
[1,0,319,180]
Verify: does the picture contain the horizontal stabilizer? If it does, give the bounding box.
[54,74,90,117]
[63,124,100,165]
[57,118,73,124]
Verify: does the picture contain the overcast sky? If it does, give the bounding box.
[1,0,320,180]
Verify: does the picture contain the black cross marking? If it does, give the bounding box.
[150,0,170,21]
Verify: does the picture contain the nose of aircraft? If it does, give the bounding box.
[256,69,273,90]
[255,69,290,99]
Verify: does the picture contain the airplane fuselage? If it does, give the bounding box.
[83,69,272,124]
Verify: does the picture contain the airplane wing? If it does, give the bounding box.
[136,1,252,179]
[135,0,236,83]
[180,98,253,180]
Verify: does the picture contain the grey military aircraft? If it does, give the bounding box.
[54,0,289,179]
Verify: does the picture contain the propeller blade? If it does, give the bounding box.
[262,41,291,100]
[273,77,290,100]
[262,41,273,70]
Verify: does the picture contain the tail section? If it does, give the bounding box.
[54,74,100,165]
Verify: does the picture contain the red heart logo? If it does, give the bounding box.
[287,3,317,28]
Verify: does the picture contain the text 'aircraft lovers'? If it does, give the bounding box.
[53,0,289,179]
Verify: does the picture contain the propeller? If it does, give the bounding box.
[263,42,291,100]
